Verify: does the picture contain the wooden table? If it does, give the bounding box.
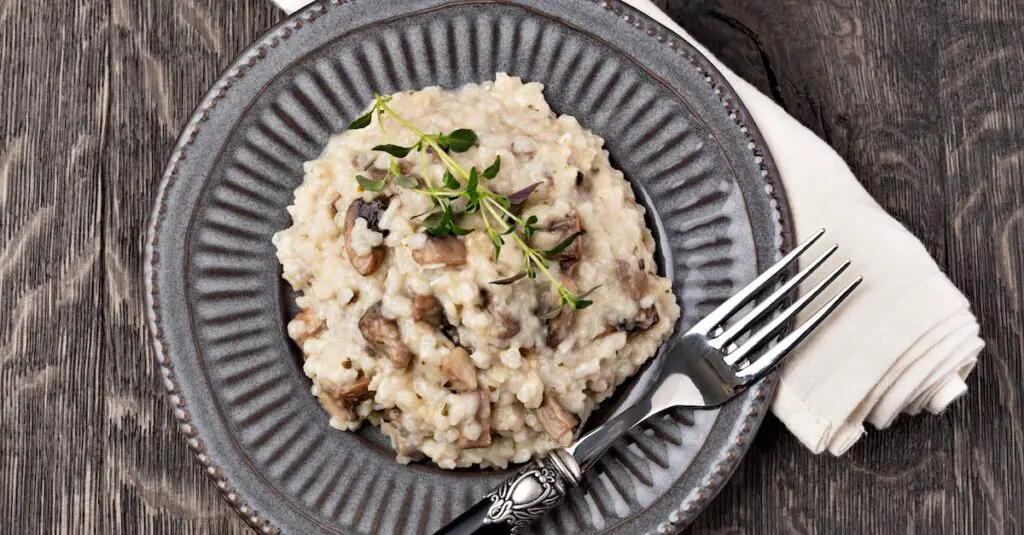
[1,1,1021,533]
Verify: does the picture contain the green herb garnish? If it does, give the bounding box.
[372,144,414,158]
[542,231,585,259]
[348,110,374,130]
[482,156,501,179]
[347,94,596,312]
[393,174,419,189]
[444,129,478,153]
[356,174,387,192]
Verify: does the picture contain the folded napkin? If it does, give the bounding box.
[626,0,983,455]
[270,0,983,455]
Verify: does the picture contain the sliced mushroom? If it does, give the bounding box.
[483,291,521,342]
[316,377,372,423]
[545,309,575,349]
[359,304,413,368]
[323,377,372,403]
[617,260,650,301]
[412,294,463,345]
[489,309,521,341]
[458,389,492,449]
[545,278,577,349]
[412,235,467,266]
[546,213,584,270]
[412,295,445,326]
[612,306,660,335]
[368,166,390,180]
[441,347,477,392]
[317,391,356,422]
[291,308,325,348]
[344,198,390,275]
[537,393,576,442]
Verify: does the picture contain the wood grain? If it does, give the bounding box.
[657,1,1024,533]
[0,0,1020,533]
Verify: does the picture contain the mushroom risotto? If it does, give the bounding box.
[274,74,680,469]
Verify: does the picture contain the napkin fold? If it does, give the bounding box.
[627,0,983,455]
[270,0,983,455]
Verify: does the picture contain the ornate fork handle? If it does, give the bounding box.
[435,450,581,535]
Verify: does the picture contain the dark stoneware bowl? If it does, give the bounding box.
[145,1,792,533]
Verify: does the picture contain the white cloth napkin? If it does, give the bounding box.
[270,0,983,455]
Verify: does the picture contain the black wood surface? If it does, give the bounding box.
[1,1,1021,533]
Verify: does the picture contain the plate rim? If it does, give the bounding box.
[143,1,794,533]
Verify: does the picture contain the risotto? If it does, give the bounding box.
[273,74,679,469]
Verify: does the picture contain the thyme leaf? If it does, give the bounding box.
[348,110,374,130]
[446,129,478,152]
[373,144,413,158]
[356,174,387,192]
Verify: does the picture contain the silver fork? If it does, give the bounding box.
[435,229,862,535]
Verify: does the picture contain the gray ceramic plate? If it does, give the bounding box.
[145,1,793,533]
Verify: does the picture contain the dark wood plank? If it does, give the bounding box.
[940,4,1024,533]
[0,1,109,532]
[657,0,1024,533]
[0,0,1020,533]
[0,1,277,533]
[100,3,279,533]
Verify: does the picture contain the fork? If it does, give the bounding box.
[435,229,862,535]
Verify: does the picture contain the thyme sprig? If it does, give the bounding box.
[347,95,594,311]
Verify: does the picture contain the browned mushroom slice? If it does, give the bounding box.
[291,308,325,348]
[412,236,467,266]
[617,260,650,301]
[537,393,576,442]
[412,294,445,326]
[441,347,477,392]
[359,304,413,368]
[413,294,463,345]
[316,377,372,423]
[344,198,391,275]
[546,213,584,270]
[490,310,521,341]
[322,377,372,403]
[365,165,388,180]
[483,292,521,341]
[612,306,661,335]
[545,278,577,348]
[546,308,575,349]
[458,389,492,449]
[317,391,356,422]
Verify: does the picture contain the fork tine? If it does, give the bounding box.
[692,228,826,335]
[711,243,839,351]
[735,276,863,382]
[724,259,852,365]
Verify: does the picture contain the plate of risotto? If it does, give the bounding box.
[145,1,792,534]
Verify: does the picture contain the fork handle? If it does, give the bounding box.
[433,449,581,535]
